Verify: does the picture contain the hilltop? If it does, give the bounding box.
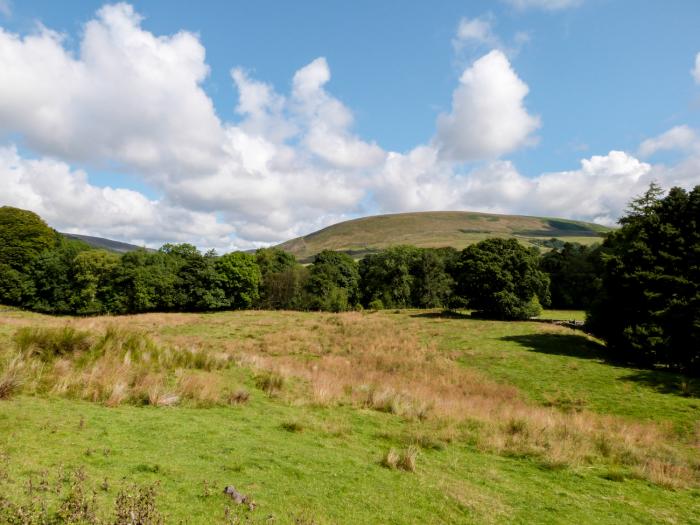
[276,211,610,261]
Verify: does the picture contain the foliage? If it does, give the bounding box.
[359,246,455,309]
[305,250,360,311]
[255,248,303,309]
[217,252,261,309]
[455,238,550,320]
[359,246,419,308]
[587,184,700,374]
[0,206,58,270]
[540,241,602,309]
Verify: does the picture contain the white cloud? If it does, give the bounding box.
[0,3,224,179]
[436,50,540,161]
[0,145,235,249]
[503,0,583,11]
[372,149,659,226]
[453,17,500,50]
[639,125,699,157]
[693,52,700,84]
[1,3,698,250]
[291,57,386,169]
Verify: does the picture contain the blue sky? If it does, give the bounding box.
[1,0,699,250]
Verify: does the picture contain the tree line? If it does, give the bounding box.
[1,183,698,374]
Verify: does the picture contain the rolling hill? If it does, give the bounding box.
[61,232,149,253]
[276,211,611,261]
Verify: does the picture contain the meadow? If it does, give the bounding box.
[0,308,698,524]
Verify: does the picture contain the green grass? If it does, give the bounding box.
[404,311,699,433]
[2,396,698,524]
[276,211,609,260]
[536,309,587,322]
[1,309,698,524]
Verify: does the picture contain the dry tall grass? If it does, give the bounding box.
[225,313,698,487]
[0,310,697,488]
[2,325,234,407]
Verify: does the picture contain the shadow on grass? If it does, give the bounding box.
[619,370,699,398]
[502,333,699,398]
[501,333,607,360]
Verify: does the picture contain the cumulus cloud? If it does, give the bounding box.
[372,150,658,226]
[502,0,583,10]
[436,50,540,161]
[693,52,700,84]
[0,145,235,249]
[291,57,386,169]
[639,125,700,157]
[0,4,225,180]
[1,3,698,250]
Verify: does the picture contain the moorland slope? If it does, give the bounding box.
[276,211,610,261]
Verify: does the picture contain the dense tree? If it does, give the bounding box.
[109,249,180,313]
[25,238,91,313]
[71,250,120,314]
[217,252,261,309]
[587,184,700,374]
[540,242,602,309]
[455,238,550,320]
[306,250,360,311]
[0,206,57,270]
[359,246,419,308]
[0,207,59,305]
[411,249,454,308]
[255,248,301,309]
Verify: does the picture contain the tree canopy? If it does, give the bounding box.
[455,238,550,320]
[587,184,700,374]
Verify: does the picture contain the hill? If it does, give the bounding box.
[276,211,610,261]
[61,232,149,253]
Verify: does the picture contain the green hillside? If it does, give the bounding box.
[276,211,610,261]
[61,232,148,254]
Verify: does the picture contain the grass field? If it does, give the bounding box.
[0,309,698,524]
[276,211,610,261]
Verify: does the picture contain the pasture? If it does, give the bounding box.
[0,308,698,524]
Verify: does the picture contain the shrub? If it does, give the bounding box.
[381,447,417,472]
[14,326,92,361]
[255,371,284,397]
[368,299,384,311]
[0,355,24,399]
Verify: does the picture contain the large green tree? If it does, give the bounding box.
[0,206,58,270]
[0,207,59,305]
[455,238,550,320]
[216,252,261,309]
[587,184,700,374]
[305,250,360,311]
[359,246,419,308]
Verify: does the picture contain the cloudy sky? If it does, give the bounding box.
[1,0,699,251]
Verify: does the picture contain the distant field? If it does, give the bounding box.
[276,211,610,261]
[0,309,697,524]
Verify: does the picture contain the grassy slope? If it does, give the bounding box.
[1,309,698,524]
[276,211,610,261]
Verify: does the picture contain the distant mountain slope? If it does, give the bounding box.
[61,233,148,254]
[276,211,610,261]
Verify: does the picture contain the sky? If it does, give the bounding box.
[0,0,699,251]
